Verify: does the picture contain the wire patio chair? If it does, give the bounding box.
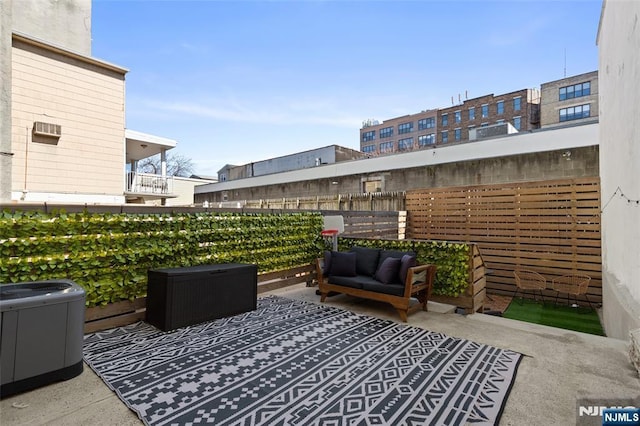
[551,273,593,309]
[513,269,547,304]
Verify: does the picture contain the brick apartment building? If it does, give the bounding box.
[360,88,540,153]
[359,72,598,155]
[540,70,598,128]
[436,89,540,144]
[360,109,439,156]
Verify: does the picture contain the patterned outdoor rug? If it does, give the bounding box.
[84,296,522,425]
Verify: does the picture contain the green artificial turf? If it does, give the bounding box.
[502,298,605,336]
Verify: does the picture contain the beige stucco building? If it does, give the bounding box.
[10,33,128,203]
[597,0,640,341]
[0,0,179,205]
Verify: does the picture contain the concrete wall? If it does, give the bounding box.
[12,0,91,55]
[0,0,12,203]
[197,145,599,203]
[540,71,599,128]
[597,0,640,340]
[10,36,126,203]
[197,122,599,202]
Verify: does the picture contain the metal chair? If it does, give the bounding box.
[551,273,592,309]
[513,269,547,304]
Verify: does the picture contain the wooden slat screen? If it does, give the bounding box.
[319,210,401,240]
[406,177,601,303]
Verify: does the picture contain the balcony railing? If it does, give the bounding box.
[126,172,174,196]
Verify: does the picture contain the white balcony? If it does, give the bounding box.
[125,172,176,200]
[125,130,178,203]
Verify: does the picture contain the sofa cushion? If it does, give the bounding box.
[379,249,417,267]
[322,250,332,275]
[362,281,404,296]
[327,275,367,289]
[329,251,356,277]
[398,254,417,284]
[350,246,380,277]
[374,257,402,284]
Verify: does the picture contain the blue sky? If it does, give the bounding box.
[92,0,602,176]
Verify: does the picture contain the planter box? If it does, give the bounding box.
[431,244,486,314]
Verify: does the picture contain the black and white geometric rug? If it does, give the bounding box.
[84,296,522,425]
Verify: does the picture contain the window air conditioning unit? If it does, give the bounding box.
[33,122,62,138]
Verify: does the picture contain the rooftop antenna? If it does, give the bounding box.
[564,48,567,77]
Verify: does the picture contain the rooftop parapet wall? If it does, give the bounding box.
[195,145,599,204]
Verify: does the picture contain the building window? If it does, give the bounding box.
[363,145,376,153]
[496,100,504,115]
[441,114,448,126]
[454,128,461,141]
[362,130,375,142]
[468,107,475,121]
[363,180,382,193]
[513,116,521,130]
[418,134,435,146]
[379,126,393,138]
[481,104,489,118]
[398,137,413,151]
[418,117,435,130]
[496,119,505,124]
[454,110,461,123]
[559,104,591,122]
[513,97,521,111]
[481,122,489,127]
[559,81,591,101]
[441,131,448,143]
[379,141,394,153]
[398,122,413,134]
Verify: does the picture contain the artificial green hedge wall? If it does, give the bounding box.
[0,210,324,307]
[337,237,470,297]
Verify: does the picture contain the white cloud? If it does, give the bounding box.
[137,97,362,128]
[486,17,550,47]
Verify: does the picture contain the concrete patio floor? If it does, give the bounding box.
[2,283,639,425]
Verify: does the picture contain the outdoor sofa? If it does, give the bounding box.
[316,246,437,322]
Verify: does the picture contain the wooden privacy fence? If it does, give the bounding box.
[320,210,405,240]
[242,191,405,211]
[406,177,602,304]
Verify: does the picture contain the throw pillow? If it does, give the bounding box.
[375,257,401,284]
[322,250,332,275]
[329,251,357,277]
[350,246,381,276]
[378,249,417,267]
[398,254,417,284]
